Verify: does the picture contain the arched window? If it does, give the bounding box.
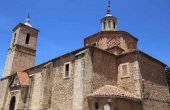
[9,96,16,110]
[95,102,99,109]
[108,21,111,28]
[25,33,30,44]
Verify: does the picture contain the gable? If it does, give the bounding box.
[9,72,29,88]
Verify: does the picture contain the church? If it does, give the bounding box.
[0,1,170,110]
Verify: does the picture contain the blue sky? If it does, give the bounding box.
[0,0,170,77]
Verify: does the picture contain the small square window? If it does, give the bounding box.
[122,65,128,76]
[120,63,130,78]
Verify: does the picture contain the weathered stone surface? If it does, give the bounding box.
[139,54,170,110]
[1,14,169,110]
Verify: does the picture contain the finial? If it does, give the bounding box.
[27,13,30,19]
[107,0,111,14]
[26,13,30,23]
[24,13,32,27]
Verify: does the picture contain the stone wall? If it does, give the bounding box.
[139,53,170,110]
[27,47,120,110]
[27,54,76,110]
[82,49,93,110]
[17,26,38,50]
[3,51,15,77]
[2,46,169,110]
[117,52,142,98]
[90,47,117,92]
[88,98,142,110]
[12,50,35,73]
[0,79,8,110]
[3,23,38,78]
[29,72,43,109]
[50,55,75,110]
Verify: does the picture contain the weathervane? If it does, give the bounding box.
[107,0,111,14]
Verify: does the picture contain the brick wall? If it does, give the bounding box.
[84,31,138,53]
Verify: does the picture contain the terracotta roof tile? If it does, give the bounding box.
[89,85,140,100]
[17,72,29,86]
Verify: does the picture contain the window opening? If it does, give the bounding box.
[108,21,111,28]
[25,33,30,44]
[104,22,106,29]
[95,102,99,109]
[113,22,116,29]
[12,33,16,46]
[65,63,69,77]
[9,97,16,110]
[92,43,96,47]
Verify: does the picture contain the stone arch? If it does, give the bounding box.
[9,96,16,110]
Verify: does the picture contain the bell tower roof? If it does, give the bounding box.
[12,14,39,32]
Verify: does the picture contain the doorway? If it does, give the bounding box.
[9,97,16,110]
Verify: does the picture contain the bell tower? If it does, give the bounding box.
[3,15,39,77]
[101,0,117,31]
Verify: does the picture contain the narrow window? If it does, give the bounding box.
[120,63,130,78]
[95,102,99,109]
[122,65,128,76]
[25,33,30,44]
[12,33,16,46]
[92,43,96,47]
[103,22,106,29]
[65,63,70,77]
[108,21,111,28]
[113,22,116,29]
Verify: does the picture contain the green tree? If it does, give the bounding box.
[166,67,170,92]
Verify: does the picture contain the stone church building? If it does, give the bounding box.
[0,1,170,110]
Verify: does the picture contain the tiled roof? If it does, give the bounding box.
[17,72,29,86]
[88,85,140,100]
